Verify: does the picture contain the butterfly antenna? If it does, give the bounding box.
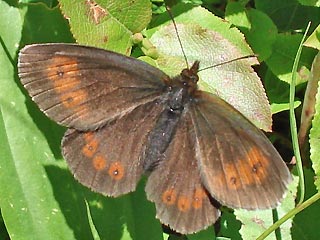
[165,5,190,69]
[198,54,258,72]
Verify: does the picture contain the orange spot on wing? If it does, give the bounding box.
[47,56,79,88]
[46,56,89,111]
[192,188,206,209]
[108,162,124,180]
[162,189,177,205]
[93,155,107,170]
[82,138,99,158]
[237,147,269,185]
[222,161,240,190]
[218,147,270,190]
[247,148,268,178]
[177,196,191,212]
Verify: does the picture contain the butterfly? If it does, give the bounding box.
[18,43,292,234]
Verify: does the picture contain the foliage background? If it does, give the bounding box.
[0,0,320,239]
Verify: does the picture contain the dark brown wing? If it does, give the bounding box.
[190,91,292,210]
[62,100,166,197]
[145,111,220,234]
[18,44,168,130]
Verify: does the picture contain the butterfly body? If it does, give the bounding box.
[143,62,199,170]
[18,43,292,234]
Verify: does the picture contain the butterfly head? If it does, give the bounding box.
[174,60,200,95]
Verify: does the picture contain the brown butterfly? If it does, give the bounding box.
[18,43,292,234]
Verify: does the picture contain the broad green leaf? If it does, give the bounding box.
[235,176,298,240]
[255,0,320,32]
[265,33,316,84]
[59,0,152,54]
[148,4,254,56]
[226,2,277,61]
[264,68,302,114]
[225,2,251,30]
[20,2,74,44]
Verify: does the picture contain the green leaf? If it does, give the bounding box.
[149,4,254,56]
[59,0,152,54]
[255,0,320,32]
[20,2,74,44]
[264,68,302,114]
[265,33,316,84]
[226,2,277,61]
[225,2,251,30]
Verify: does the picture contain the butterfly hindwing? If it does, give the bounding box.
[190,91,292,209]
[18,44,168,131]
[62,100,166,197]
[145,111,220,234]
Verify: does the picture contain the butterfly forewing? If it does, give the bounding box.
[62,99,167,196]
[190,91,292,209]
[145,111,220,234]
[18,44,169,131]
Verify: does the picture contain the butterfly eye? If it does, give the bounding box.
[190,74,199,84]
